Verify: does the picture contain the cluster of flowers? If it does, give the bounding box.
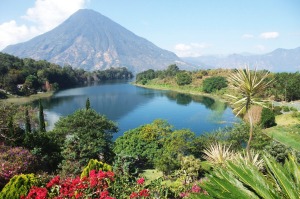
[0,146,36,182]
[129,177,150,198]
[21,170,115,199]
[179,183,208,198]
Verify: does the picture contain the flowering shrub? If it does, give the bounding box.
[179,182,208,198]
[129,178,150,199]
[21,170,115,199]
[0,145,36,188]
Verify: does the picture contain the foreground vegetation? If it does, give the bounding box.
[1,56,300,198]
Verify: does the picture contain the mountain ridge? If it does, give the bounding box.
[181,47,300,72]
[3,9,189,73]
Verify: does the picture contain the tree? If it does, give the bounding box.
[86,97,91,110]
[176,72,192,86]
[51,109,118,175]
[25,108,31,133]
[202,76,227,93]
[226,66,273,160]
[260,108,276,128]
[38,99,46,132]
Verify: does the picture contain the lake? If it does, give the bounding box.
[39,80,240,138]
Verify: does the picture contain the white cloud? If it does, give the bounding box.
[259,32,279,39]
[0,0,87,50]
[242,34,254,39]
[174,42,211,57]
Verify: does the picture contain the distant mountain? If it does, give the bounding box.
[181,47,300,72]
[3,9,190,73]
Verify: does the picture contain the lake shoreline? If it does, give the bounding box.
[0,91,54,105]
[133,83,228,103]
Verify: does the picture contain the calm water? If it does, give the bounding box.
[39,81,239,138]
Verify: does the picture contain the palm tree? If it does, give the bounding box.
[226,66,273,160]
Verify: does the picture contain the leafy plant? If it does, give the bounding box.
[0,174,37,199]
[203,143,234,165]
[192,153,300,199]
[226,66,273,160]
[202,76,227,93]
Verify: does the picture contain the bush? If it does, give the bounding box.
[81,159,112,178]
[260,108,276,128]
[176,72,192,86]
[0,145,36,188]
[282,106,290,112]
[0,174,37,199]
[265,141,289,163]
[202,76,227,93]
[273,106,282,115]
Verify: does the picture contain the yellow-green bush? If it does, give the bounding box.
[0,173,37,199]
[80,159,112,178]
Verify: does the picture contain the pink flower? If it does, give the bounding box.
[129,192,139,198]
[137,177,145,185]
[191,184,201,193]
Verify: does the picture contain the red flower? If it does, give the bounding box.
[139,189,149,197]
[100,190,109,198]
[130,192,139,198]
[137,177,145,185]
[46,176,60,188]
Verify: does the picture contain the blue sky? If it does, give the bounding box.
[0,0,299,56]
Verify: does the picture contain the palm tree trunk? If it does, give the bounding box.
[246,111,253,161]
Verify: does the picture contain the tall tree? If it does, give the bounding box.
[25,108,31,133]
[38,99,46,132]
[52,109,118,175]
[86,97,91,110]
[226,66,273,160]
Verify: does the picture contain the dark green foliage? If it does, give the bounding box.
[0,90,7,99]
[265,141,289,163]
[81,159,112,178]
[86,97,91,110]
[136,69,156,83]
[52,109,117,175]
[0,174,37,199]
[38,99,46,132]
[272,72,300,101]
[0,53,133,95]
[25,108,31,133]
[202,76,227,93]
[260,108,276,128]
[93,67,133,80]
[23,131,62,172]
[165,64,180,77]
[176,72,192,86]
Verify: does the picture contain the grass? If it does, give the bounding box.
[264,113,300,151]
[142,169,163,184]
[0,91,54,105]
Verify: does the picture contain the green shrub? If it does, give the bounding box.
[273,106,282,115]
[0,174,37,199]
[176,72,192,86]
[80,159,112,178]
[282,106,290,112]
[260,108,276,128]
[265,141,289,163]
[202,76,227,93]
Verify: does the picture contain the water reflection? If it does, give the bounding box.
[37,81,239,137]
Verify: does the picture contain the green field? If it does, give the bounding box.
[265,113,300,151]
